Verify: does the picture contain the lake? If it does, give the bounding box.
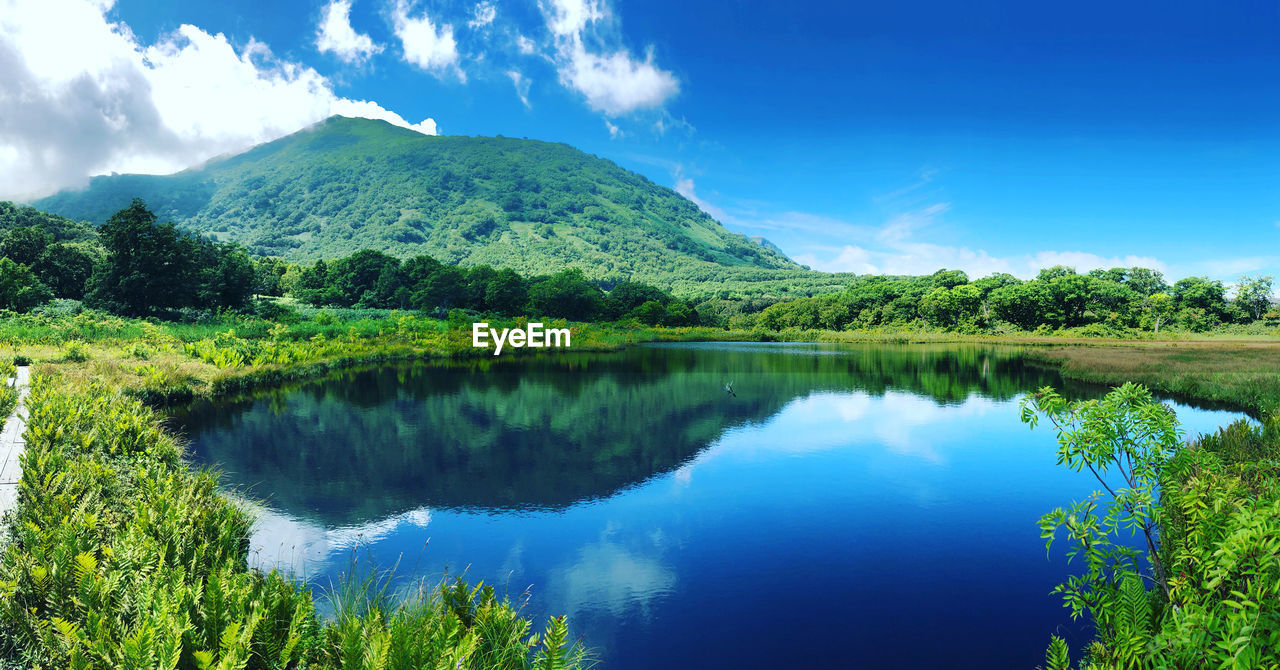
[169,342,1248,669]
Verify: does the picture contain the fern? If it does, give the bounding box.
[1045,635,1071,670]
[535,616,570,670]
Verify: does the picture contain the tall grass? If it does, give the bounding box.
[0,377,590,669]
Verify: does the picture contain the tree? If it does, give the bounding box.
[34,243,96,300]
[1044,273,1093,327]
[1233,274,1273,322]
[920,284,980,327]
[1086,279,1138,326]
[330,249,401,306]
[1143,293,1175,334]
[1171,276,1228,321]
[929,268,969,289]
[88,199,193,316]
[607,280,670,318]
[252,257,289,296]
[990,282,1053,330]
[484,268,528,315]
[0,226,52,266]
[191,240,255,310]
[1124,267,1168,298]
[527,268,604,320]
[0,257,52,312]
[1021,384,1182,668]
[631,300,668,326]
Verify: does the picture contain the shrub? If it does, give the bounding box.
[63,340,90,362]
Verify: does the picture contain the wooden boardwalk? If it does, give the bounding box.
[0,366,30,518]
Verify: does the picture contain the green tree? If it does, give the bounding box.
[1233,274,1273,322]
[630,300,668,326]
[1022,384,1182,667]
[88,199,193,316]
[34,242,96,299]
[990,282,1053,330]
[920,284,980,327]
[252,257,289,296]
[0,226,52,266]
[0,257,52,312]
[607,280,670,318]
[1143,292,1175,334]
[1044,273,1094,327]
[528,268,604,320]
[484,268,528,315]
[1172,276,1228,323]
[1124,267,1168,297]
[191,240,256,310]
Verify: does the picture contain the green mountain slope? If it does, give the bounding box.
[34,116,824,294]
[0,201,96,242]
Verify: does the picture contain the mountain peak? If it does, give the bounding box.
[32,126,799,288]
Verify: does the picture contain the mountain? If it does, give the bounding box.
[0,201,96,242]
[33,117,830,296]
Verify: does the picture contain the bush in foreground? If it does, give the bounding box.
[1024,384,1280,669]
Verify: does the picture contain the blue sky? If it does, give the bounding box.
[3,0,1279,281]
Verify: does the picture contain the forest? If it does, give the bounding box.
[0,199,702,328]
[4,198,1277,339]
[745,266,1275,335]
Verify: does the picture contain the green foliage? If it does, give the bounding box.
[1025,385,1280,669]
[0,257,52,313]
[87,199,255,317]
[289,248,701,324]
[1233,274,1273,322]
[0,225,52,266]
[63,340,90,362]
[740,264,1272,335]
[1044,635,1071,670]
[0,377,590,669]
[0,201,96,242]
[34,242,99,300]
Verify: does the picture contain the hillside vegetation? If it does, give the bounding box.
[32,117,833,297]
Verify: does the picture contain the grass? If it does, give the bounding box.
[1021,340,1280,417]
[0,375,591,669]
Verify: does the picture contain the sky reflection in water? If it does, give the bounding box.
[172,343,1248,669]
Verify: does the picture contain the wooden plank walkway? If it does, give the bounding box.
[0,366,30,518]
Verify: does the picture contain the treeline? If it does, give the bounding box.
[749,267,1275,333]
[0,199,701,326]
[286,249,701,325]
[0,199,262,317]
[4,199,1276,334]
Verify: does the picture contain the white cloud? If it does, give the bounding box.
[506,69,531,108]
[559,45,678,116]
[673,171,729,222]
[0,0,436,201]
[1194,256,1276,278]
[391,0,462,79]
[793,220,1170,280]
[315,0,382,64]
[330,98,437,135]
[467,1,496,29]
[539,0,678,116]
[515,33,537,55]
[543,0,605,38]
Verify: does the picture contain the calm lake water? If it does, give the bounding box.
[170,342,1248,669]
